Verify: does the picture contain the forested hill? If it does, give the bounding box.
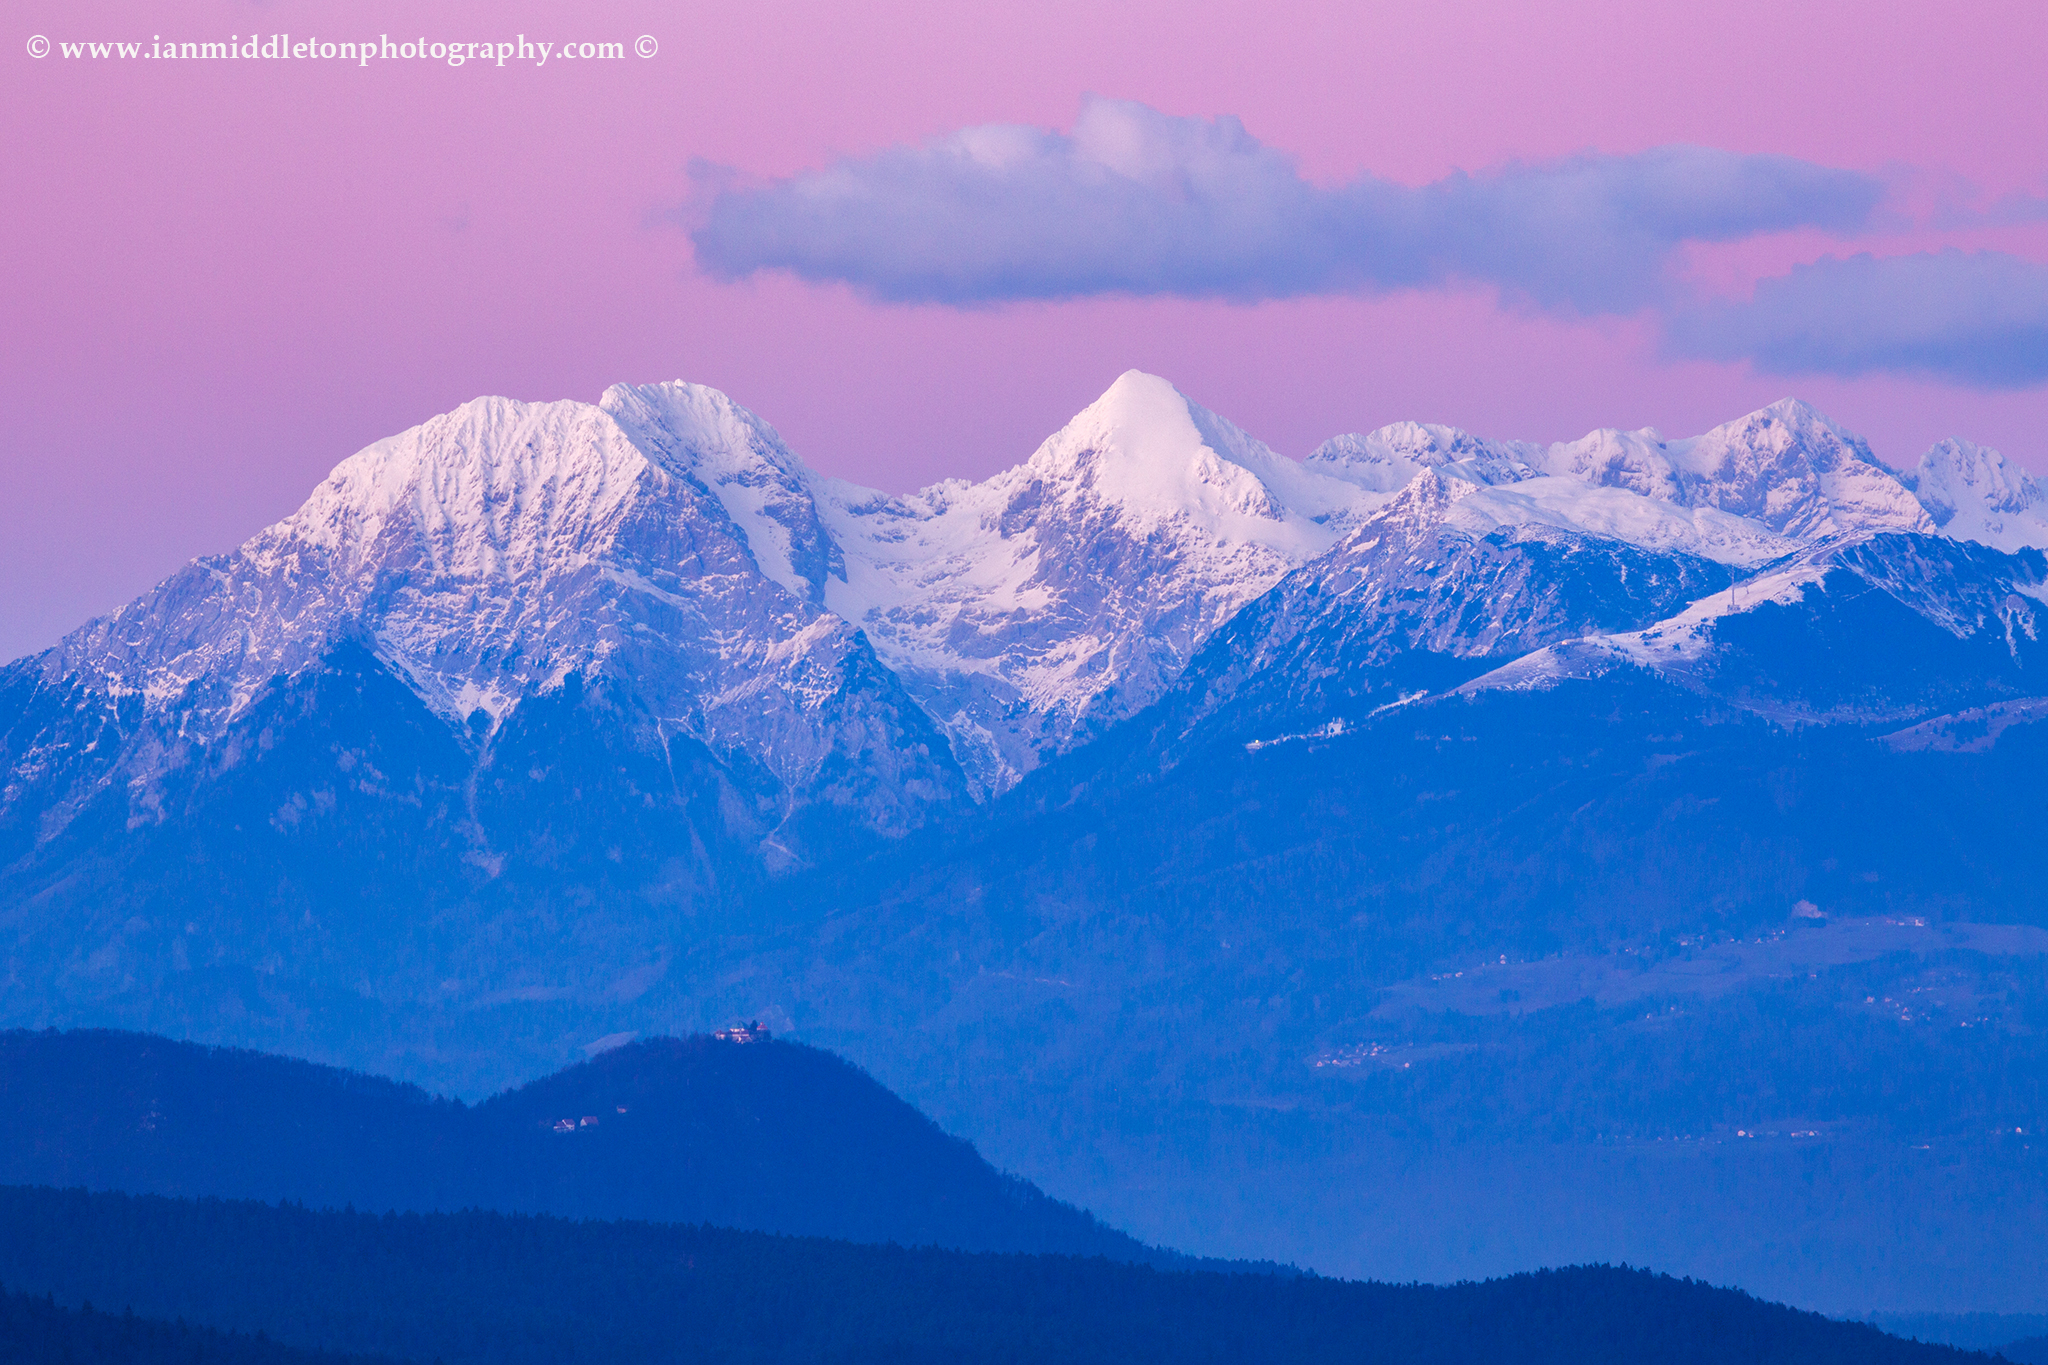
[0,1184,1991,1365]
[0,1028,1152,1260]
[0,1284,393,1365]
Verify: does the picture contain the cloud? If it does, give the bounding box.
[690,97,1880,314]
[691,98,2048,391]
[1669,249,2048,389]
[1929,188,2048,231]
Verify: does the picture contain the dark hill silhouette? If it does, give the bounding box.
[0,1184,1988,1365]
[0,1286,392,1365]
[473,1032,1138,1252]
[0,1028,463,1210]
[0,1028,1153,1260]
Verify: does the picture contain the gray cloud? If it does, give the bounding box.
[1669,249,2048,389]
[691,97,1880,314]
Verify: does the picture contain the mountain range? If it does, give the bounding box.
[11,371,2042,850]
[3,371,2045,1313]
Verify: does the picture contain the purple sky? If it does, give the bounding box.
[5,0,2047,661]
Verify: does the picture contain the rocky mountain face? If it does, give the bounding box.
[1464,532,2048,725]
[814,371,1375,792]
[1155,471,1739,742]
[6,393,965,872]
[1902,435,2048,551]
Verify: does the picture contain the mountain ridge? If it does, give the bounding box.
[10,370,2039,817]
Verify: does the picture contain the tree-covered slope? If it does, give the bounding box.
[0,1184,1988,1365]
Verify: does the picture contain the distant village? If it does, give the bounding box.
[714,1021,771,1044]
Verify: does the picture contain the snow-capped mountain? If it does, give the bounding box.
[1900,436,2048,553]
[659,376,2019,792]
[1117,395,2038,748]
[7,392,966,865]
[1461,532,2048,725]
[1150,470,1739,742]
[586,375,2010,797]
[1305,422,1541,490]
[596,380,843,608]
[1537,399,1935,540]
[814,372,1373,791]
[1303,398,1939,550]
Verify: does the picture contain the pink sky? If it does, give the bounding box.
[5,0,2046,659]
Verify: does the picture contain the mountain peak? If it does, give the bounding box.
[600,380,838,603]
[1022,371,1300,524]
[22,380,966,852]
[600,380,810,485]
[1913,437,2041,517]
[1307,422,1538,492]
[1716,398,1906,474]
[1540,426,1683,501]
[1760,394,1849,428]
[1905,436,2048,551]
[1316,467,1481,558]
[1378,464,1476,516]
[1664,398,1932,539]
[1367,420,1509,465]
[283,395,654,572]
[32,390,696,739]
[815,372,1372,793]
